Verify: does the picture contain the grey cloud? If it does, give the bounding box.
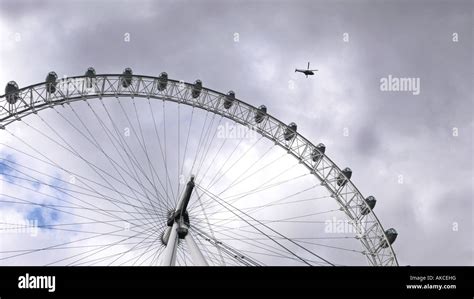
[0,0,472,265]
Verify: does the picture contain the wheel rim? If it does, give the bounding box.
[0,73,398,266]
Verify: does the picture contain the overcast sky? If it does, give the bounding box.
[0,0,472,265]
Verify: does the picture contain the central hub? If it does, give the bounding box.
[161,176,195,245]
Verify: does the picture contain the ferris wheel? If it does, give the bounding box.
[0,68,398,266]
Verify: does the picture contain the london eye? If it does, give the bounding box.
[0,68,398,266]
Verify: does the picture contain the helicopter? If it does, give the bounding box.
[295,62,318,78]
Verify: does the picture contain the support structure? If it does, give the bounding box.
[159,222,179,266]
[159,176,207,266]
[184,232,208,266]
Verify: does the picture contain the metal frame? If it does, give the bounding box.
[160,221,180,266]
[184,232,208,266]
[0,74,398,266]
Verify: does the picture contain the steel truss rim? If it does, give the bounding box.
[0,74,398,266]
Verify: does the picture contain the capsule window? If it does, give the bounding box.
[5,81,20,105]
[158,72,168,91]
[254,105,267,124]
[192,80,202,98]
[284,122,297,141]
[224,91,235,109]
[121,68,133,88]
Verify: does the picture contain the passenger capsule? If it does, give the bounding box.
[5,81,20,105]
[336,167,352,187]
[254,105,267,123]
[121,68,133,88]
[157,72,168,91]
[191,80,202,98]
[311,143,326,163]
[284,122,297,141]
[85,67,96,88]
[85,67,96,78]
[45,71,58,93]
[380,228,398,248]
[224,90,235,109]
[359,196,377,215]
